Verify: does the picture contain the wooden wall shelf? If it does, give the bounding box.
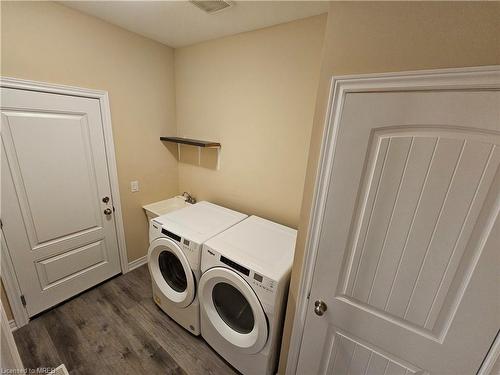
[160,136,221,170]
[160,137,221,148]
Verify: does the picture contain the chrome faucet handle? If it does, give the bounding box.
[182,192,196,204]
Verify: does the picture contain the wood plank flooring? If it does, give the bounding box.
[14,265,238,375]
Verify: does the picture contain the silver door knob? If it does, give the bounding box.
[314,300,327,316]
[103,208,112,215]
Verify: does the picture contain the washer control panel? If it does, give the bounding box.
[150,220,199,253]
[180,237,199,253]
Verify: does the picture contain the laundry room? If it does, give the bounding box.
[1,1,499,375]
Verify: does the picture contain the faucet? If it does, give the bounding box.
[182,192,196,204]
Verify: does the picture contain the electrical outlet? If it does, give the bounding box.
[131,180,139,192]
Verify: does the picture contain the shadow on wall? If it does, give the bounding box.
[163,142,219,170]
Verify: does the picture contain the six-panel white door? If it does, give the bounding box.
[1,87,122,317]
[296,87,500,374]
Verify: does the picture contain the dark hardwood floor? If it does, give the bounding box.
[14,265,238,375]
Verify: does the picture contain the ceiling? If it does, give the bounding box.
[61,1,329,48]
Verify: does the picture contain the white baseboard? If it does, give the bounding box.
[54,364,70,375]
[9,319,18,332]
[128,255,147,271]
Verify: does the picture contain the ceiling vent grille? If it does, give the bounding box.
[190,1,234,14]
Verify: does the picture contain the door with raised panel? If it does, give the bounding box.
[295,73,499,374]
[1,87,121,317]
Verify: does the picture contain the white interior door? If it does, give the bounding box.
[1,87,121,317]
[295,71,499,374]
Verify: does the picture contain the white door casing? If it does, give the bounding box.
[1,298,23,370]
[477,331,500,375]
[288,67,500,375]
[1,81,126,318]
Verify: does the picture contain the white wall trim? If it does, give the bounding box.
[478,331,500,375]
[9,319,18,332]
[1,300,23,369]
[1,234,30,328]
[0,76,130,328]
[285,65,500,375]
[128,255,148,272]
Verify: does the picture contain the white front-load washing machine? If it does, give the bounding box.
[147,201,247,335]
[199,215,297,375]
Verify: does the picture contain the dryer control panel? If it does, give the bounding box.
[204,245,277,295]
[250,272,276,293]
[219,254,276,293]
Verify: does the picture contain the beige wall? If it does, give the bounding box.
[0,4,326,322]
[278,2,500,373]
[174,15,326,228]
[1,1,178,264]
[4,2,497,367]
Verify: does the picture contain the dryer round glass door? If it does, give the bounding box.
[148,237,195,308]
[199,267,268,354]
[212,282,254,334]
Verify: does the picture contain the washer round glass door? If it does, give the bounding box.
[148,237,195,308]
[199,267,268,354]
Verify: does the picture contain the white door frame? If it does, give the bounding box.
[1,298,23,369]
[0,77,129,328]
[478,331,500,375]
[285,65,500,375]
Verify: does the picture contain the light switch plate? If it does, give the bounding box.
[131,180,139,192]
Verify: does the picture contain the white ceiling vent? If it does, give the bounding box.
[190,1,234,14]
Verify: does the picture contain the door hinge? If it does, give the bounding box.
[20,295,27,306]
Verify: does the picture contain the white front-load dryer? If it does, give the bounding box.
[199,215,297,375]
[147,201,247,335]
